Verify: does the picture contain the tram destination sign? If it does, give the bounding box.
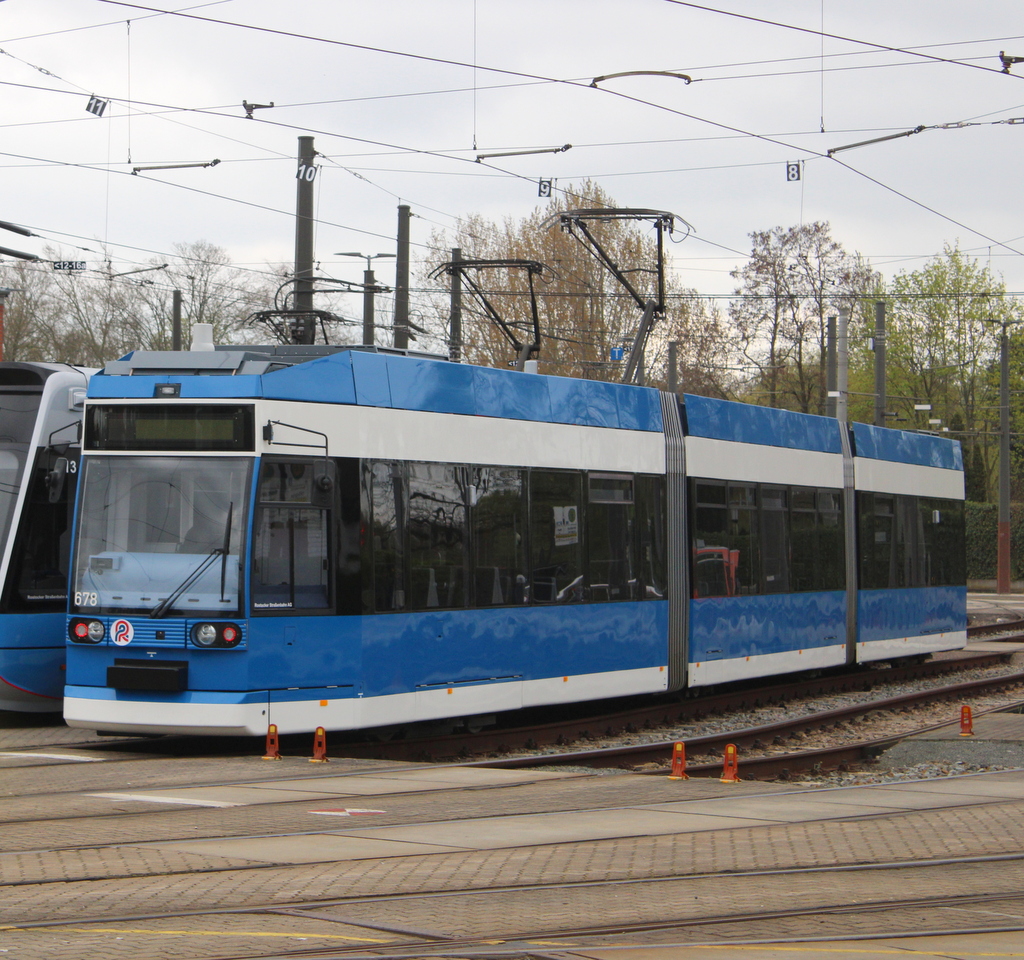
[52,260,86,271]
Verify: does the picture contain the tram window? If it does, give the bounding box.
[818,491,845,591]
[859,492,965,590]
[919,497,965,587]
[252,507,330,610]
[790,488,817,592]
[587,474,635,602]
[727,485,759,595]
[790,485,845,593]
[691,479,844,598]
[368,461,405,611]
[636,475,667,599]
[6,451,75,612]
[260,461,316,503]
[760,486,789,594]
[691,480,731,598]
[252,460,332,612]
[471,466,527,607]
[407,463,467,610]
[529,470,583,603]
[334,458,362,617]
[859,493,901,589]
[589,475,633,503]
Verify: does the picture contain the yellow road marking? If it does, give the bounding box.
[672,946,1024,957]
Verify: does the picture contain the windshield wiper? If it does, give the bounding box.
[219,501,233,603]
[150,549,223,619]
[151,503,234,619]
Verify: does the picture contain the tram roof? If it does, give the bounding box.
[88,345,962,466]
[91,345,666,432]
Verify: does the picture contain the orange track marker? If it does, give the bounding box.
[668,741,689,780]
[310,725,330,762]
[960,704,975,737]
[720,743,740,783]
[262,723,281,760]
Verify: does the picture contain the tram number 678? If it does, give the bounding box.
[75,592,98,606]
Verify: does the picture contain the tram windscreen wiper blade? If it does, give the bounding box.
[150,548,223,619]
[219,501,233,603]
[152,504,236,619]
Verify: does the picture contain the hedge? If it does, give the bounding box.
[965,501,1024,580]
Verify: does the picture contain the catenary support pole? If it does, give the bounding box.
[836,307,849,423]
[172,289,182,351]
[293,136,316,343]
[362,268,375,346]
[999,322,1011,594]
[874,301,887,427]
[393,204,411,349]
[449,247,462,362]
[826,315,837,418]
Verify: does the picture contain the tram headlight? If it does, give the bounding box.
[69,619,105,643]
[192,623,218,647]
[190,622,242,648]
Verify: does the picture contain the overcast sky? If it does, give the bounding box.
[3,0,1024,318]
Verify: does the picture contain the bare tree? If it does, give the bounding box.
[423,181,733,393]
[0,260,65,361]
[731,222,878,412]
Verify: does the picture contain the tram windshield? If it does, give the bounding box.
[0,391,43,553]
[71,456,251,616]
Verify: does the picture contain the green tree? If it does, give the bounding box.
[873,244,1022,498]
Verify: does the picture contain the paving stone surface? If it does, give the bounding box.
[3,718,1024,960]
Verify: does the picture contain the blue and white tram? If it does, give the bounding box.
[0,362,90,711]
[62,346,965,735]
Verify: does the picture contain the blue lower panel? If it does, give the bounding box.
[66,602,669,697]
[689,591,846,663]
[857,585,967,644]
[353,602,667,697]
[0,613,67,702]
[0,646,65,701]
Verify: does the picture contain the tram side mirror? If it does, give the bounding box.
[312,461,335,507]
[46,457,69,503]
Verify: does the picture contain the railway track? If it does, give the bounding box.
[10,852,1024,953]
[0,647,1018,770]
[322,649,1016,764]
[472,669,1024,779]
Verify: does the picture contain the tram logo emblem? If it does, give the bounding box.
[111,619,134,646]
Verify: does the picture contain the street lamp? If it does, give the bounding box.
[336,252,394,271]
[335,253,395,346]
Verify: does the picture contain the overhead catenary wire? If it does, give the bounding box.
[2,2,1022,304]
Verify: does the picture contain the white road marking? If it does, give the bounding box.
[0,752,103,762]
[308,808,386,816]
[90,793,243,808]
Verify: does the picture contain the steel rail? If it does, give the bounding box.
[341,650,1013,763]
[469,670,1024,776]
[164,889,1024,959]
[10,852,1024,935]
